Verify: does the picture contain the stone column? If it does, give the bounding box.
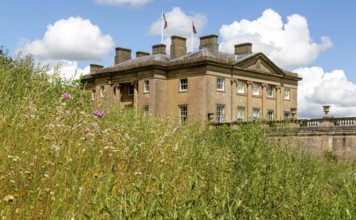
[261,83,267,120]
[133,80,139,113]
[247,81,253,121]
[276,86,281,120]
[231,80,237,122]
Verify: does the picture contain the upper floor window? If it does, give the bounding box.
[237,106,245,122]
[252,83,260,96]
[267,85,274,97]
[179,105,188,125]
[217,78,224,91]
[253,108,260,121]
[237,81,245,94]
[217,105,225,123]
[92,90,96,100]
[99,86,105,98]
[143,80,149,93]
[128,85,134,96]
[180,79,188,91]
[284,88,290,100]
[267,110,274,121]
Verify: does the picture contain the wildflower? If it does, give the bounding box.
[63,93,72,100]
[94,110,104,118]
[3,195,14,202]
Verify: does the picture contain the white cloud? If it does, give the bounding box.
[47,60,90,80]
[17,16,114,62]
[219,9,332,69]
[95,0,151,7]
[295,67,356,118]
[147,7,208,53]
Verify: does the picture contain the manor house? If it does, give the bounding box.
[81,35,301,124]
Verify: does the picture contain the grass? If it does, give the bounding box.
[0,52,355,219]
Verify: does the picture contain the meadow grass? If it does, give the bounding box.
[0,53,355,219]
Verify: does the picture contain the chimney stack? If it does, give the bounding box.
[170,36,187,59]
[115,47,132,65]
[136,51,150,58]
[152,44,166,55]
[234,43,252,55]
[199,35,218,52]
[90,64,103,73]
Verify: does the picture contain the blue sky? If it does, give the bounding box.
[1,0,356,118]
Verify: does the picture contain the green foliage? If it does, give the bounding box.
[0,53,355,219]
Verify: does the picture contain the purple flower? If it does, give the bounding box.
[63,93,72,100]
[94,110,104,118]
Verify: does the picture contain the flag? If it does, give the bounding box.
[192,20,197,34]
[163,12,167,29]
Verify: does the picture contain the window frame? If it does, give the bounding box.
[92,90,96,100]
[143,80,149,93]
[128,85,134,96]
[267,85,274,97]
[99,86,105,98]
[180,78,188,92]
[237,81,245,94]
[216,105,225,123]
[252,83,260,96]
[252,108,260,121]
[179,105,188,125]
[216,78,225,91]
[284,111,290,120]
[143,106,149,116]
[267,110,274,121]
[284,88,290,100]
[237,106,245,122]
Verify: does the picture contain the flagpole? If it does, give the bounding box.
[161,11,164,43]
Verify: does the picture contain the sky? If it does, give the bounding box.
[1,0,356,119]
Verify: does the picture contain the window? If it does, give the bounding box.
[143,106,149,116]
[180,79,188,91]
[284,88,290,100]
[267,85,274,97]
[252,83,260,96]
[217,78,224,91]
[217,105,225,123]
[252,108,260,120]
[128,85,134,96]
[267,110,274,121]
[92,90,96,100]
[179,105,188,124]
[99,86,105,98]
[237,107,245,122]
[237,81,245,94]
[284,111,290,120]
[143,80,149,93]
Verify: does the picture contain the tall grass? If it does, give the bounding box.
[0,53,355,219]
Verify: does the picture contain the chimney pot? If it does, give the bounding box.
[199,35,218,52]
[235,43,252,55]
[170,36,187,59]
[136,51,150,57]
[115,47,132,65]
[90,64,103,73]
[152,44,166,55]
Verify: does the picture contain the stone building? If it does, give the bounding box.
[81,34,301,124]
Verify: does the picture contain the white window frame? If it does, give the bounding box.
[284,88,290,100]
[252,83,260,96]
[180,79,188,91]
[128,85,134,96]
[237,81,245,94]
[143,80,149,93]
[252,108,260,120]
[217,105,225,123]
[216,78,225,91]
[267,110,274,121]
[237,106,245,122]
[267,85,274,97]
[179,105,188,124]
[99,86,105,98]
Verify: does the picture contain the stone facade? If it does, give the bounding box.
[81,35,301,124]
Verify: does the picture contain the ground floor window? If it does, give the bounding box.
[237,107,245,122]
[253,108,260,121]
[284,111,290,120]
[179,105,188,124]
[217,105,225,123]
[143,106,149,116]
[267,110,274,121]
